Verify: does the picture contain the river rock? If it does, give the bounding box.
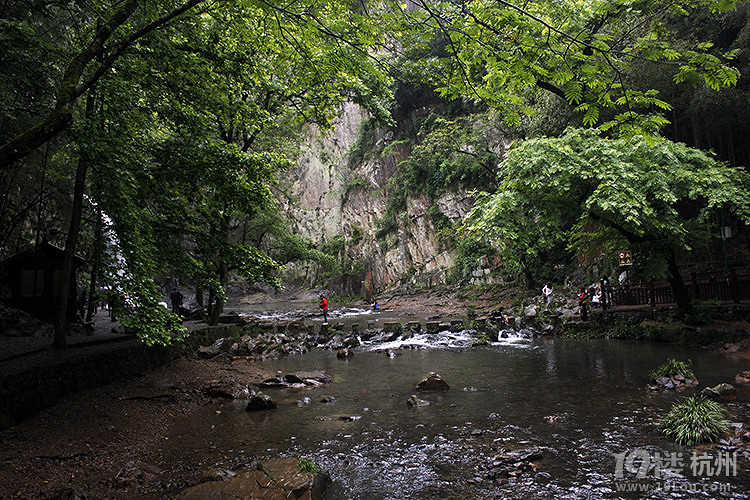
[218,312,245,324]
[295,371,333,385]
[259,371,332,388]
[648,374,699,391]
[337,348,354,358]
[425,321,441,333]
[407,395,430,407]
[416,372,450,391]
[701,383,737,402]
[245,392,277,411]
[197,337,234,358]
[176,457,331,500]
[450,319,464,332]
[206,381,252,399]
[342,336,360,347]
[735,371,750,384]
[370,330,400,342]
[383,322,403,334]
[488,447,544,479]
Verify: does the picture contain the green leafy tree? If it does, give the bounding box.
[463,128,750,314]
[390,0,743,137]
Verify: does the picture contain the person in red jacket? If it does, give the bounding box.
[319,294,329,325]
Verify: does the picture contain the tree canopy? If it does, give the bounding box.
[463,128,750,312]
[391,0,743,137]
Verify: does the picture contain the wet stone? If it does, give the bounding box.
[425,322,441,333]
[407,395,430,407]
[337,348,354,358]
[176,458,330,500]
[383,322,402,334]
[245,392,277,411]
[406,321,422,332]
[416,372,450,391]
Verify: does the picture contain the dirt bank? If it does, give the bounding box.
[0,357,271,499]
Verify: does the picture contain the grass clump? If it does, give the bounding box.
[657,396,729,445]
[649,358,695,380]
[471,333,490,346]
[296,457,321,474]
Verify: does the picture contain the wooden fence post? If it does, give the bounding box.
[690,272,699,300]
[729,267,739,303]
[649,279,655,307]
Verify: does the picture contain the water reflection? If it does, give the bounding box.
[160,336,750,498]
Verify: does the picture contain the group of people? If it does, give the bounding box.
[542,282,602,321]
[75,286,122,323]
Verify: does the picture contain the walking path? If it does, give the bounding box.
[0,311,203,376]
[0,310,138,377]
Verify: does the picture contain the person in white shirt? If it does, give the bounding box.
[542,283,553,312]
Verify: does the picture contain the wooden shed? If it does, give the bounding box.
[0,242,85,321]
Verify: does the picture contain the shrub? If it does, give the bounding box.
[681,300,718,326]
[657,396,729,445]
[649,358,695,380]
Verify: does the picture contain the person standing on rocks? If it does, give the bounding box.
[542,282,553,312]
[578,287,590,321]
[169,288,183,315]
[319,294,329,325]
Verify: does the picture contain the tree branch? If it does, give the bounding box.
[0,0,209,169]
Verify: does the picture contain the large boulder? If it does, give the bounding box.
[416,372,450,391]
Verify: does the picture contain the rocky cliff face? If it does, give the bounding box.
[279,102,476,294]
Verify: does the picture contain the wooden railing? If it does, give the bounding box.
[601,268,750,309]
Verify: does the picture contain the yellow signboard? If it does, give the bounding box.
[618,250,633,266]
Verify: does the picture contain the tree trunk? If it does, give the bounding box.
[195,285,203,308]
[52,155,90,347]
[208,216,231,325]
[666,250,692,317]
[209,260,228,325]
[519,255,535,290]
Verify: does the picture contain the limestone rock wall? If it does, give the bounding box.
[279,103,475,293]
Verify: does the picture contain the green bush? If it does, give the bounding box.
[649,358,695,380]
[657,396,729,445]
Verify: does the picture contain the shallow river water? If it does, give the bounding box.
[159,321,750,499]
